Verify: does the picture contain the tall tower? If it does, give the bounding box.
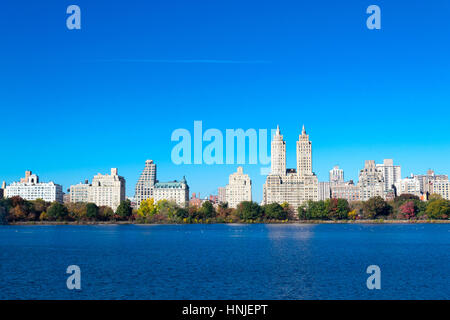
[270,125,286,175]
[296,125,312,176]
[135,160,157,206]
[329,166,344,184]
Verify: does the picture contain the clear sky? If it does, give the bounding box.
[0,0,449,202]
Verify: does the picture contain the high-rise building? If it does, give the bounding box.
[134,160,157,207]
[358,160,385,200]
[217,187,226,204]
[69,180,90,203]
[69,169,125,211]
[225,167,252,208]
[271,125,286,176]
[318,182,331,201]
[297,125,312,176]
[413,170,448,194]
[395,176,421,197]
[376,159,401,192]
[153,176,189,207]
[263,125,318,208]
[430,179,450,200]
[329,166,344,184]
[89,168,126,211]
[5,171,63,203]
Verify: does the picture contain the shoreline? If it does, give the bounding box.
[4,219,450,226]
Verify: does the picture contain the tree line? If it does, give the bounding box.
[0,193,449,224]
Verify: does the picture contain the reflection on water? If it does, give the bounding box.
[0,224,449,300]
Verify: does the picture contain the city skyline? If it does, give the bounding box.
[1,2,449,203]
[1,133,449,204]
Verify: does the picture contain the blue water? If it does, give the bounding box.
[0,224,449,300]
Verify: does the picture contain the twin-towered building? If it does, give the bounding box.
[262,125,319,208]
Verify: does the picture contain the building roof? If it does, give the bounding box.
[154,176,187,189]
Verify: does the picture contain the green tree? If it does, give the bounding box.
[47,202,68,221]
[428,194,443,202]
[198,201,215,219]
[86,203,99,220]
[327,198,350,220]
[0,206,7,225]
[263,203,286,220]
[116,200,132,220]
[175,208,189,220]
[98,206,114,221]
[362,196,391,219]
[299,200,328,220]
[157,200,178,219]
[236,201,261,220]
[425,199,450,219]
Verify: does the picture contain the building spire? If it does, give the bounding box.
[276,124,280,135]
[302,124,306,135]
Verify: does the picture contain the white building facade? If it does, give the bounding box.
[262,125,318,208]
[69,168,125,211]
[329,166,344,184]
[376,159,401,192]
[225,167,252,208]
[5,171,63,203]
[153,176,189,207]
[358,160,385,200]
[430,180,450,200]
[395,176,422,197]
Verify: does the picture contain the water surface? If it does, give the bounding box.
[0,224,449,299]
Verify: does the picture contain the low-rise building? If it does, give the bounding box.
[330,181,361,202]
[5,171,63,203]
[153,177,189,207]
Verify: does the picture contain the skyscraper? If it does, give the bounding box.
[225,166,252,208]
[263,125,318,208]
[329,166,344,184]
[134,160,157,207]
[90,168,126,211]
[376,159,401,192]
[297,125,312,176]
[358,160,385,200]
[271,125,286,176]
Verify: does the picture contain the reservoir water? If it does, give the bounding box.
[0,224,449,299]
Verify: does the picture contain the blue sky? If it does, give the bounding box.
[0,0,449,202]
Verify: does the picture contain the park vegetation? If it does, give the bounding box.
[0,193,449,225]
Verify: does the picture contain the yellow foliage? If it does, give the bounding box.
[137,198,157,217]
